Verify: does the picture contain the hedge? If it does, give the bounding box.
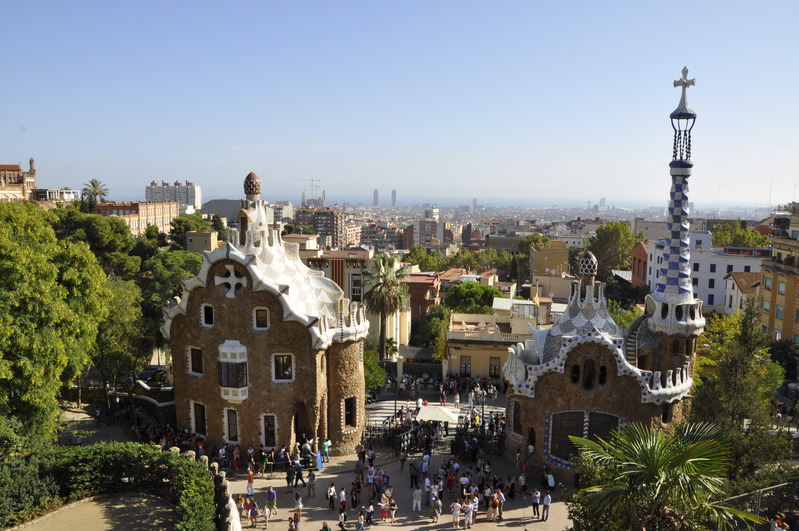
[0,442,215,530]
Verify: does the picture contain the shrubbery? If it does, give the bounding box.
[0,442,215,530]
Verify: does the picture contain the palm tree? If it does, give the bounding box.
[81,178,109,204]
[363,253,409,360]
[569,423,763,530]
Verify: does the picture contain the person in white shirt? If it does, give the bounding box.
[496,489,506,521]
[424,475,432,506]
[412,486,423,512]
[541,491,551,521]
[450,499,462,528]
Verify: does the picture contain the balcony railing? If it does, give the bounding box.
[447,329,532,343]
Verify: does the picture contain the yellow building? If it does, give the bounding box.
[761,204,799,344]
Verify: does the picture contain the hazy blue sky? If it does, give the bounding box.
[2,2,797,208]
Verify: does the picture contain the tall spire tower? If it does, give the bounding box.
[645,67,705,336]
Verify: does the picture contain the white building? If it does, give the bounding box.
[723,271,761,315]
[646,231,770,313]
[146,180,202,213]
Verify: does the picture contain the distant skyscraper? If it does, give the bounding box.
[391,189,397,207]
[373,189,379,206]
[146,179,202,213]
[599,197,607,208]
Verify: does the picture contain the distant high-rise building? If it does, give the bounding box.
[599,197,606,208]
[391,190,397,207]
[373,189,379,206]
[146,180,202,213]
[472,198,477,211]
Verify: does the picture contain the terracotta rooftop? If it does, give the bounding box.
[0,165,22,171]
[724,271,761,295]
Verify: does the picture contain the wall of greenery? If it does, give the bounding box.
[0,442,216,530]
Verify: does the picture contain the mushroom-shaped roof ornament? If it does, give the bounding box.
[579,251,598,286]
[244,172,262,197]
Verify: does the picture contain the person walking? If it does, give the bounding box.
[430,495,442,523]
[531,488,540,518]
[246,467,255,496]
[294,492,304,518]
[388,498,398,524]
[409,461,419,489]
[541,490,551,521]
[450,498,462,529]
[412,486,422,513]
[308,469,316,498]
[327,483,337,510]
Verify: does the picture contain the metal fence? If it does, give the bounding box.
[719,481,797,525]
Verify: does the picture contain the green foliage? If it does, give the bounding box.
[210,214,226,242]
[0,443,215,529]
[404,245,442,272]
[692,294,789,479]
[0,203,109,447]
[282,223,296,236]
[139,251,203,350]
[769,339,797,380]
[300,224,313,235]
[79,179,109,212]
[566,423,764,531]
[586,221,645,279]
[363,349,386,391]
[404,245,516,275]
[363,253,409,359]
[606,298,642,329]
[169,213,212,250]
[416,305,451,360]
[518,233,550,255]
[50,207,141,279]
[712,222,770,249]
[444,282,503,314]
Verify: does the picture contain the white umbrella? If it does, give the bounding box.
[415,405,461,423]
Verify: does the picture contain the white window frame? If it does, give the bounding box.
[253,307,271,331]
[272,353,295,384]
[201,303,214,328]
[187,346,204,378]
[260,413,279,449]
[190,400,207,437]
[224,408,239,444]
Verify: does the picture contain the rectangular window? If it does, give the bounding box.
[588,412,618,441]
[489,357,501,378]
[512,401,522,434]
[692,278,698,286]
[193,402,207,436]
[692,263,699,272]
[708,279,715,289]
[727,265,733,274]
[218,362,248,387]
[550,412,583,461]
[190,347,204,375]
[459,356,472,377]
[226,409,238,442]
[795,309,799,323]
[350,274,363,302]
[765,277,773,290]
[709,264,716,273]
[778,281,786,295]
[254,308,270,330]
[744,266,751,273]
[263,415,277,448]
[776,305,784,319]
[344,397,356,428]
[763,300,771,314]
[274,354,294,381]
[708,294,715,305]
[775,329,782,340]
[202,304,214,326]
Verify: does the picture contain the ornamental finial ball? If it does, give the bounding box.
[244,172,262,196]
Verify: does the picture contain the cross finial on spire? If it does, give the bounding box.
[673,67,696,112]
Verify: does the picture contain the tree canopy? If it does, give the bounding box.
[566,423,763,530]
[80,179,109,212]
[169,213,212,250]
[363,253,409,359]
[586,221,645,279]
[691,294,789,479]
[711,222,770,249]
[0,203,109,447]
[444,282,503,314]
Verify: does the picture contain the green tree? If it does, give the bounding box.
[50,207,141,279]
[169,213,211,250]
[769,339,798,380]
[404,245,443,272]
[139,250,203,350]
[566,423,763,530]
[518,233,551,256]
[586,221,644,279]
[281,223,296,236]
[416,305,451,360]
[712,222,770,249]
[92,279,146,410]
[363,349,386,391]
[363,253,409,360]
[80,178,109,212]
[444,282,503,314]
[607,298,642,328]
[210,214,226,242]
[692,294,789,479]
[0,202,109,446]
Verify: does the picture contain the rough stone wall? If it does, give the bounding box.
[507,341,693,484]
[172,258,333,451]
[326,340,366,456]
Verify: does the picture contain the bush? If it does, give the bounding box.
[0,443,215,530]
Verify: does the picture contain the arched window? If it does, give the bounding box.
[672,340,681,357]
[583,360,596,390]
[598,366,607,385]
[571,365,580,384]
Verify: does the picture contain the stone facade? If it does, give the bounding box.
[0,158,36,202]
[164,172,368,455]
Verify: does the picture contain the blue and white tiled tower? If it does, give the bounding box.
[645,67,705,336]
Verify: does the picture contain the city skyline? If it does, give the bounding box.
[2,2,798,209]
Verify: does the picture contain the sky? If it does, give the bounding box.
[2,2,797,209]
